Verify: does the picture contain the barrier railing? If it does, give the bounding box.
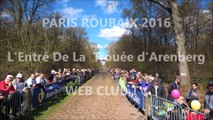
[149,94,185,120]
[111,74,213,120]
[184,107,213,120]
[0,91,22,120]
[0,69,98,120]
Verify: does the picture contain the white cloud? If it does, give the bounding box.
[82,14,97,19]
[95,0,119,14]
[202,10,210,13]
[57,0,69,7]
[97,44,109,49]
[57,0,69,3]
[98,26,130,41]
[60,7,85,18]
[96,0,107,7]
[97,44,103,49]
[0,12,9,18]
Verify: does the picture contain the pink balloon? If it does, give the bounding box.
[172,89,181,99]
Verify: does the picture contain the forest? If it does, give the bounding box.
[105,0,212,86]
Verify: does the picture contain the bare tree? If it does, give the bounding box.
[147,0,191,86]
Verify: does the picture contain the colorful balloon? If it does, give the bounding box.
[171,89,181,99]
[191,100,201,111]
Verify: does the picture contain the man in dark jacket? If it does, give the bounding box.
[148,78,166,120]
[148,78,166,98]
[204,79,213,118]
[167,76,181,101]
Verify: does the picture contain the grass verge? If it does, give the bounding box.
[20,93,70,120]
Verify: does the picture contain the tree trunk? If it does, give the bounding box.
[147,0,191,86]
[170,1,190,86]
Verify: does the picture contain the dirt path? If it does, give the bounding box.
[46,72,144,120]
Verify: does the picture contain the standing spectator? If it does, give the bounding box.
[57,69,63,79]
[204,79,213,118]
[26,74,37,88]
[0,75,16,116]
[69,72,75,83]
[48,70,57,83]
[148,78,166,98]
[148,78,165,120]
[35,72,40,78]
[167,75,181,101]
[185,82,199,104]
[0,75,15,97]
[155,73,163,85]
[63,68,68,76]
[141,76,151,93]
[131,68,137,80]
[0,90,5,101]
[128,76,137,85]
[124,72,130,83]
[14,73,30,113]
[14,73,28,92]
[115,69,120,83]
[36,73,48,86]
[149,76,155,86]
[134,77,143,89]
[134,72,143,87]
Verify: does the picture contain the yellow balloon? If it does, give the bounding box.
[191,100,201,111]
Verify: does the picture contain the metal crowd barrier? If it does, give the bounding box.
[184,107,213,120]
[110,73,213,120]
[148,94,184,120]
[148,94,213,120]
[0,91,23,120]
[0,69,98,120]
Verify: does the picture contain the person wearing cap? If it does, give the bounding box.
[14,73,28,92]
[204,79,213,118]
[0,75,15,97]
[14,73,31,113]
[148,77,166,98]
[48,70,57,83]
[167,75,181,101]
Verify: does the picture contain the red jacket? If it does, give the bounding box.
[0,80,15,97]
[186,112,204,120]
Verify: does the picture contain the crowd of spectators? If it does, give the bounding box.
[0,68,95,119]
[109,68,213,119]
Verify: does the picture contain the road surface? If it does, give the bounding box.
[46,72,144,120]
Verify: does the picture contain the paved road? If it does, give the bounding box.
[46,72,144,120]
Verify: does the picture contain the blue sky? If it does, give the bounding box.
[52,0,211,60]
[52,0,129,60]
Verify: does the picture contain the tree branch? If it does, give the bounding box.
[183,0,190,6]
[147,0,171,13]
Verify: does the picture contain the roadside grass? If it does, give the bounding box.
[20,93,70,120]
[20,76,93,120]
